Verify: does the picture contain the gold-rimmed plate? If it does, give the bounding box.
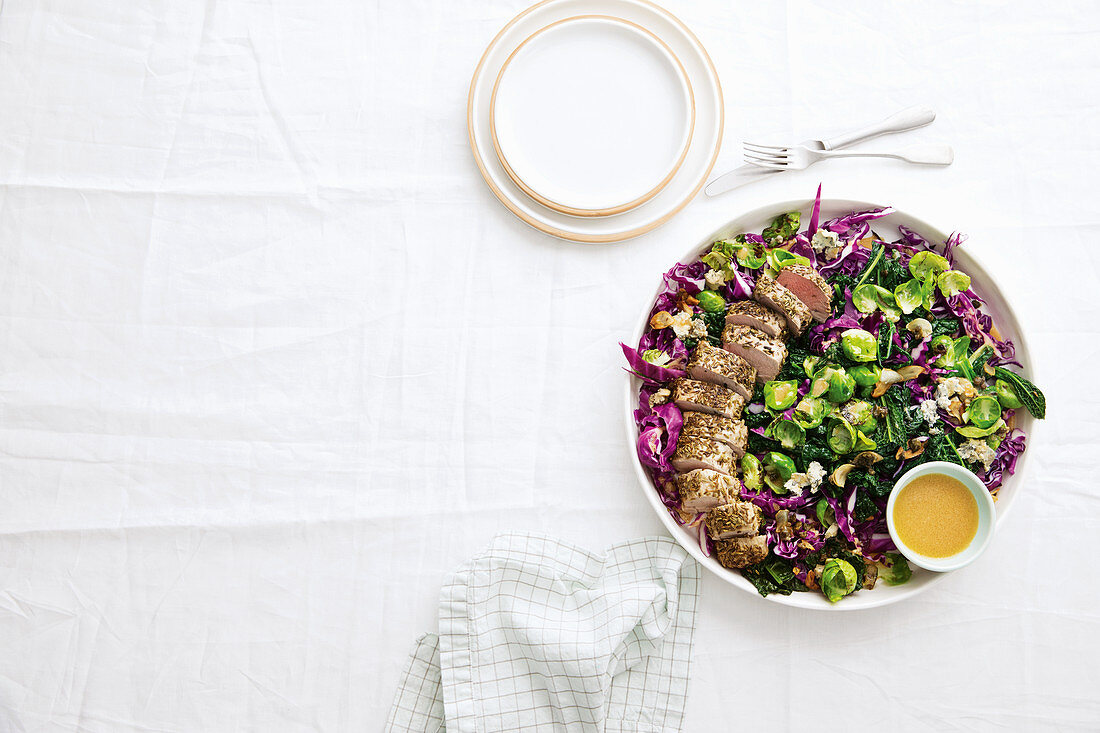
[490,14,695,218]
[468,0,723,243]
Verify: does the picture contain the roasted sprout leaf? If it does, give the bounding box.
[993,368,1046,419]
[762,212,801,243]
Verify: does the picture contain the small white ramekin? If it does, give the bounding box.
[886,461,997,572]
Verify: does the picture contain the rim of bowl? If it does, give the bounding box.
[885,461,997,573]
[623,196,1039,611]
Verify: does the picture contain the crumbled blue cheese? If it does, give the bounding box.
[704,269,727,290]
[811,228,840,253]
[957,439,996,471]
[671,310,708,339]
[935,377,976,409]
[783,472,810,494]
[806,461,826,491]
[918,399,939,426]
[649,388,671,407]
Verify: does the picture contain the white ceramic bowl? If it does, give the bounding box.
[624,198,1037,610]
[886,461,997,572]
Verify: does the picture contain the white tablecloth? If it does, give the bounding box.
[0,0,1096,730]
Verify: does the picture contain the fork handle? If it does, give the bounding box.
[822,106,936,150]
[823,144,955,165]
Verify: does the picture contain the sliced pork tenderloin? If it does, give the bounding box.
[681,411,747,457]
[722,324,789,383]
[671,436,736,475]
[776,264,834,322]
[705,501,764,540]
[671,378,744,420]
[675,469,739,512]
[724,300,788,340]
[753,276,812,336]
[715,535,769,569]
[685,341,756,401]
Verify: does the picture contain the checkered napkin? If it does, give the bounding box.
[386,534,701,732]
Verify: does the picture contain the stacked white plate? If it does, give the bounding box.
[468,0,724,243]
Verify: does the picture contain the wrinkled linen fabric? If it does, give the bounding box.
[0,0,1098,730]
[387,535,700,733]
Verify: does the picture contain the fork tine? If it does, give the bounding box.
[741,145,787,160]
[743,155,785,170]
[743,151,786,165]
[742,141,788,153]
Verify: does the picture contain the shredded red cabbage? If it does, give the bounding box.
[626,188,1036,594]
[620,342,685,384]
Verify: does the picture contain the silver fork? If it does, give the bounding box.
[743,142,954,171]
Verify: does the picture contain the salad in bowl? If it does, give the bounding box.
[623,187,1045,606]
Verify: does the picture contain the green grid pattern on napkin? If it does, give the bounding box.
[387,534,700,732]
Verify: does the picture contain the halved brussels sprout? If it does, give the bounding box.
[764,380,799,411]
[827,418,857,454]
[937,269,972,297]
[709,237,767,271]
[642,349,671,366]
[930,334,954,355]
[803,355,821,377]
[815,498,835,527]
[821,558,858,602]
[812,366,856,403]
[840,399,877,431]
[966,395,1002,429]
[735,242,767,269]
[762,212,801,243]
[908,251,949,282]
[849,364,881,388]
[894,278,924,315]
[994,379,1024,409]
[933,335,972,374]
[792,397,828,429]
[852,283,895,314]
[841,328,879,362]
[767,418,806,449]
[879,553,912,586]
[765,248,811,272]
[955,418,1006,439]
[741,453,763,491]
[695,290,726,314]
[763,452,797,493]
